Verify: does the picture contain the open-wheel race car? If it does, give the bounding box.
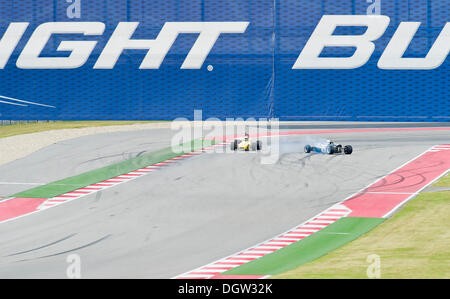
[230,134,262,151]
[304,140,352,155]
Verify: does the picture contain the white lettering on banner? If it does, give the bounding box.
[0,18,447,70]
[94,22,249,69]
[293,15,390,69]
[0,23,29,69]
[293,16,449,70]
[16,22,105,69]
[378,22,450,70]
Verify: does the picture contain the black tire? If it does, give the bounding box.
[326,145,334,155]
[256,140,262,151]
[344,145,353,155]
[304,145,311,153]
[231,140,238,151]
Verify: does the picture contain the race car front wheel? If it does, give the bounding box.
[326,145,334,155]
[304,145,311,153]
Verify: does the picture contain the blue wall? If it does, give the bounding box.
[0,0,448,121]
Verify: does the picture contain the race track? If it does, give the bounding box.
[0,126,449,278]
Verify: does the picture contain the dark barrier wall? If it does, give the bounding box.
[0,0,448,121]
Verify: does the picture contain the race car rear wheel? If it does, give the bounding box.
[344,145,353,155]
[231,140,238,151]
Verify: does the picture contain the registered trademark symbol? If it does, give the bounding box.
[207,65,214,71]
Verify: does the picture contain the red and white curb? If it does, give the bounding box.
[1,142,229,223]
[175,144,450,279]
[428,144,450,152]
[38,138,258,212]
[174,204,351,279]
[36,142,230,210]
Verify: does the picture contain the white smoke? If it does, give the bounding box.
[278,135,330,154]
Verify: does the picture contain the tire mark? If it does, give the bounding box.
[15,234,111,262]
[5,233,77,257]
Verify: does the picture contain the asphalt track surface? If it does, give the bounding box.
[0,127,449,278]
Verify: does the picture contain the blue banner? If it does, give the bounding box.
[0,1,448,121]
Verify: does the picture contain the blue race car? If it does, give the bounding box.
[304,140,353,155]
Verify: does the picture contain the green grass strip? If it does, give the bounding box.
[275,188,450,278]
[223,217,385,276]
[12,139,214,198]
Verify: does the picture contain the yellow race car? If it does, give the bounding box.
[230,134,262,151]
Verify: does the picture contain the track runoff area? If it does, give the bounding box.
[0,125,449,284]
[175,141,450,279]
